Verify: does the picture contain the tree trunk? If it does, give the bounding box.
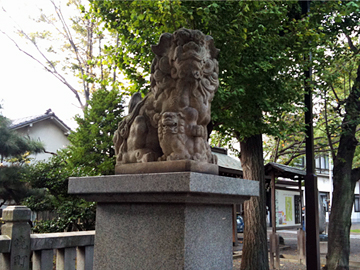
[240,134,269,270]
[326,135,358,270]
[326,169,356,270]
[325,64,360,270]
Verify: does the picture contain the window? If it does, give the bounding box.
[315,155,329,174]
[295,155,330,173]
[294,157,305,168]
[355,195,360,212]
[319,192,330,212]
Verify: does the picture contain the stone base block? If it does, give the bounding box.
[69,172,259,270]
[115,160,218,175]
[94,203,232,270]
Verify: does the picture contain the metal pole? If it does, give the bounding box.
[300,1,320,269]
[270,171,280,269]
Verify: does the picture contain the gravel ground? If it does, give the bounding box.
[232,226,360,270]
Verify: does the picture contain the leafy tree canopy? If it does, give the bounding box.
[89,0,313,140]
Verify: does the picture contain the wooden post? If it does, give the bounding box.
[270,171,280,269]
[271,172,276,236]
[297,229,306,264]
[297,177,306,263]
[298,179,303,225]
[269,233,275,269]
[232,205,238,246]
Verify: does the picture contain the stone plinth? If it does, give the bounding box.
[69,172,258,270]
[115,160,219,175]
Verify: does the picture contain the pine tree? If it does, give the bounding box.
[0,112,44,205]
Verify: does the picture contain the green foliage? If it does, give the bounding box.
[23,88,123,232]
[0,165,39,206]
[66,88,124,175]
[32,200,96,233]
[260,1,360,167]
[0,113,44,205]
[306,1,360,166]
[89,0,310,141]
[23,152,96,232]
[299,3,360,269]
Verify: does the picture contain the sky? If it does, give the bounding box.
[0,0,84,130]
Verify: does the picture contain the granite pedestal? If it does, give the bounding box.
[69,172,259,270]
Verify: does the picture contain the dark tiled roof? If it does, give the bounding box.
[211,148,242,177]
[213,151,242,171]
[10,111,71,133]
[265,162,306,180]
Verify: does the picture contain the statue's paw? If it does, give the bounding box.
[158,155,167,161]
[142,152,155,163]
[211,154,218,164]
[167,152,190,161]
[167,154,180,161]
[193,153,206,162]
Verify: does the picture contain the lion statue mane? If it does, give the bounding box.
[113,28,219,167]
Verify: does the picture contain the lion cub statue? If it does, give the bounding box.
[113,28,219,168]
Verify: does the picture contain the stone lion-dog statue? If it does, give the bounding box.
[113,28,219,171]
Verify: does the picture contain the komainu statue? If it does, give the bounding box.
[113,28,219,174]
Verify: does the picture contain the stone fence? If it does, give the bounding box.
[0,205,94,270]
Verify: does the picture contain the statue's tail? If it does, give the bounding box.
[113,93,149,156]
[129,92,142,114]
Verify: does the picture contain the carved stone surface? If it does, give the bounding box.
[113,29,219,173]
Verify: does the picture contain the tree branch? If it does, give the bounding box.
[329,83,344,117]
[50,0,88,104]
[270,137,280,163]
[113,33,120,84]
[346,34,359,55]
[324,91,337,161]
[0,29,85,110]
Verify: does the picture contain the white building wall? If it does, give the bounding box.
[16,119,70,162]
[316,173,360,223]
[353,181,360,223]
[317,174,331,193]
[317,174,332,222]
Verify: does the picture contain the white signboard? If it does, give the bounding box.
[275,189,300,228]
